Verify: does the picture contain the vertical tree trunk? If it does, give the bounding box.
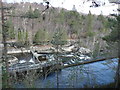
[1,0,10,87]
[56,45,59,88]
[115,41,120,88]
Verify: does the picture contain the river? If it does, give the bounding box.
[12,53,118,88]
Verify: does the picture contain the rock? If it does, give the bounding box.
[78,47,91,54]
[61,45,75,52]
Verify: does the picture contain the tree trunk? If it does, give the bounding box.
[1,0,11,87]
[56,45,59,88]
[115,41,120,88]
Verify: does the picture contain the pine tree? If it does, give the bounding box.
[86,11,94,37]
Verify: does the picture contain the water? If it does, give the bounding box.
[13,53,118,88]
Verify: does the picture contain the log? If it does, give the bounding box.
[62,56,118,69]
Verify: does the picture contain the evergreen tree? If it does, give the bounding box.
[33,29,50,45]
[51,29,67,47]
[22,5,40,19]
[86,11,94,37]
[5,19,15,40]
[33,9,40,18]
[103,15,120,42]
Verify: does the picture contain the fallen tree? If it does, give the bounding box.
[62,56,118,69]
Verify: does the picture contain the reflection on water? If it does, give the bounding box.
[13,53,118,88]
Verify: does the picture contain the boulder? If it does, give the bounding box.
[78,47,91,54]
